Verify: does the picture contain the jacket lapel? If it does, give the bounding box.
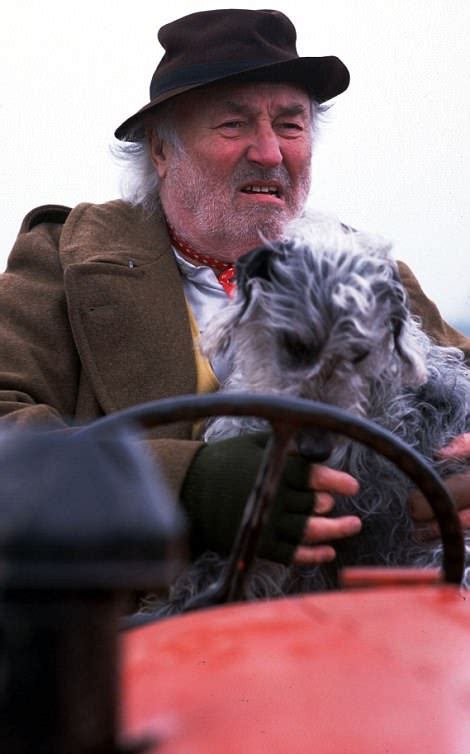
[60,200,197,416]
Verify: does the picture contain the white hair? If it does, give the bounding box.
[111,96,327,215]
[110,99,184,215]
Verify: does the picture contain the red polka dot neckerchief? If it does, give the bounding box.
[167,223,236,297]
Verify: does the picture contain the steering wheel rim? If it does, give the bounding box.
[83,392,465,587]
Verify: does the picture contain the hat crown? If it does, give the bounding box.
[151,9,298,100]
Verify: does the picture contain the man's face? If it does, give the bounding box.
[150,82,313,261]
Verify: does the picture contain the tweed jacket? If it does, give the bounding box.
[0,200,202,492]
[1,199,469,492]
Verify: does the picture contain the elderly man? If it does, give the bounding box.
[1,9,469,570]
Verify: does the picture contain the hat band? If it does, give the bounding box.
[150,57,296,100]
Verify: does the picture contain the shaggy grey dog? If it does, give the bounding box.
[145,216,470,615]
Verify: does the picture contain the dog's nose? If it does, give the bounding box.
[296,429,333,463]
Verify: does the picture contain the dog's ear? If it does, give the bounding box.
[368,264,408,349]
[235,245,275,290]
[373,268,427,385]
[388,283,409,356]
[388,268,414,359]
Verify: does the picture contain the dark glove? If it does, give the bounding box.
[180,433,313,565]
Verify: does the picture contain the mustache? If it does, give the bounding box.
[230,164,292,189]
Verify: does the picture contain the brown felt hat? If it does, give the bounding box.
[114,9,350,141]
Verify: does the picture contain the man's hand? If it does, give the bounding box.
[409,433,470,541]
[438,434,470,459]
[294,464,361,564]
[181,433,362,566]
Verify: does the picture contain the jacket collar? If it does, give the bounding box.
[59,199,170,268]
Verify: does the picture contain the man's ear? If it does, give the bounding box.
[147,129,168,179]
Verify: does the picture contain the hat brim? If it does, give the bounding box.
[114,55,349,141]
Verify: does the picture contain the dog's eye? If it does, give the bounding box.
[352,349,370,364]
[280,333,318,365]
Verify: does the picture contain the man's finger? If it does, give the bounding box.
[309,465,360,496]
[414,508,470,542]
[313,491,335,515]
[293,544,336,565]
[303,514,362,543]
[438,433,470,459]
[409,470,470,520]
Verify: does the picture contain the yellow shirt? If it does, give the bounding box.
[186,303,219,438]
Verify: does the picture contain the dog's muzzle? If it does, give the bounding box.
[295,428,333,463]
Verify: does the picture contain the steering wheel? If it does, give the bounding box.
[85,393,464,613]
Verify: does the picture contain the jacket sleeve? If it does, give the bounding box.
[398,260,470,361]
[143,438,203,497]
[0,212,81,427]
[0,209,201,498]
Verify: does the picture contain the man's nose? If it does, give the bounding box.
[246,125,283,167]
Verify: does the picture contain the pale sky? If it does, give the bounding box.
[1,1,469,330]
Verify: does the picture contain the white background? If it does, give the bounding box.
[1,1,469,330]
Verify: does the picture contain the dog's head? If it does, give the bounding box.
[202,228,428,418]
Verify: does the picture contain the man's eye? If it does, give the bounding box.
[220,121,245,129]
[281,123,305,136]
[276,121,305,139]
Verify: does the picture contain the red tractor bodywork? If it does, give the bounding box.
[123,580,470,753]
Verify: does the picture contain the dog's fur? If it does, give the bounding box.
[145,214,470,615]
